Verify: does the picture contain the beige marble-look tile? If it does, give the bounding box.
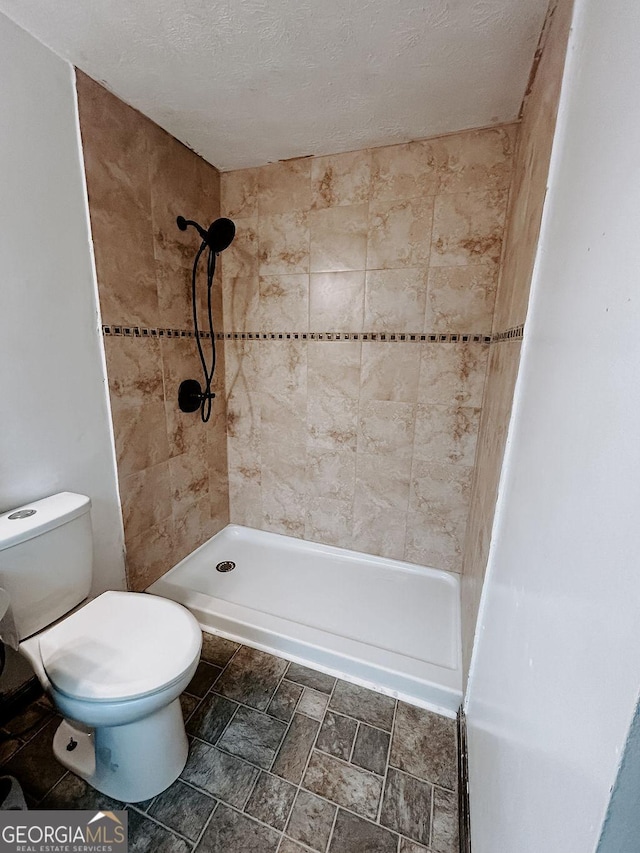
[225,340,263,395]
[371,140,439,201]
[210,483,230,534]
[221,217,259,282]
[77,75,158,328]
[437,125,516,195]
[103,336,164,406]
[125,515,175,591]
[261,439,307,494]
[355,453,412,512]
[352,498,407,561]
[258,340,307,400]
[221,168,259,218]
[91,206,159,327]
[228,448,261,504]
[413,404,480,467]
[259,274,310,330]
[359,344,421,403]
[306,446,357,499]
[307,394,359,451]
[404,510,467,572]
[305,497,354,549]
[367,197,434,269]
[261,488,306,539]
[417,342,488,407]
[259,210,309,276]
[425,265,497,333]
[173,493,214,565]
[229,478,263,527]
[358,400,415,458]
[260,387,308,448]
[258,159,311,215]
[222,274,260,333]
[261,443,308,537]
[160,336,203,404]
[430,189,508,267]
[309,203,368,272]
[155,252,194,330]
[311,149,372,209]
[110,399,171,478]
[165,399,206,459]
[364,268,428,331]
[169,448,209,513]
[120,461,172,540]
[77,72,150,212]
[307,341,362,399]
[226,388,261,453]
[309,271,365,330]
[409,460,472,517]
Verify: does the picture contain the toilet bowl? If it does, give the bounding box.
[0,493,203,803]
[20,590,202,803]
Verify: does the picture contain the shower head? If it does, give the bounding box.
[177,216,235,253]
[206,218,235,253]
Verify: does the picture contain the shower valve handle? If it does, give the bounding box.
[178,379,215,414]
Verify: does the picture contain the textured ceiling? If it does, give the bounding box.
[0,0,549,171]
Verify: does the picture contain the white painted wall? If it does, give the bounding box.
[465,0,640,851]
[0,13,126,602]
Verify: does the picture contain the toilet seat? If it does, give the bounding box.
[39,590,202,702]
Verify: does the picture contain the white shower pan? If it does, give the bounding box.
[148,524,462,717]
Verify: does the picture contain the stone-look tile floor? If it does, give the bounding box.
[0,634,459,853]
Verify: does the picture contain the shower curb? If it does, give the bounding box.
[458,705,472,853]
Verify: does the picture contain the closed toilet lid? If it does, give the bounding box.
[39,591,202,702]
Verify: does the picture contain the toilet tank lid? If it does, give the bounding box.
[0,492,91,552]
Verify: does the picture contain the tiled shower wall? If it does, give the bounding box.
[220,127,517,570]
[76,73,229,591]
[460,0,575,678]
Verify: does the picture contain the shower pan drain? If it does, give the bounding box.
[216,561,236,573]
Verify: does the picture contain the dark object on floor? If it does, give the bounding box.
[0,775,28,810]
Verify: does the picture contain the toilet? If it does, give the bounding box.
[0,492,202,803]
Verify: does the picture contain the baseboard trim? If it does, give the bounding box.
[458,705,472,853]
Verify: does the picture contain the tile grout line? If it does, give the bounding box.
[191,798,220,852]
[348,720,360,763]
[127,801,196,848]
[429,778,436,851]
[376,697,398,824]
[305,675,340,853]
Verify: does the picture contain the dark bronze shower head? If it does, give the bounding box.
[177,216,235,253]
[206,218,235,253]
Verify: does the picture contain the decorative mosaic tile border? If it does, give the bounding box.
[102,325,212,339]
[102,324,494,343]
[492,324,524,342]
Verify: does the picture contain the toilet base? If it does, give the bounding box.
[52,698,188,803]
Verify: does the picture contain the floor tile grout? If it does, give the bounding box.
[376,697,398,824]
[296,674,339,853]
[192,798,219,852]
[127,801,196,847]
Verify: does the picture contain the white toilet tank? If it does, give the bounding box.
[0,492,93,641]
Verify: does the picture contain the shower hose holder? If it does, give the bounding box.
[178,379,215,413]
